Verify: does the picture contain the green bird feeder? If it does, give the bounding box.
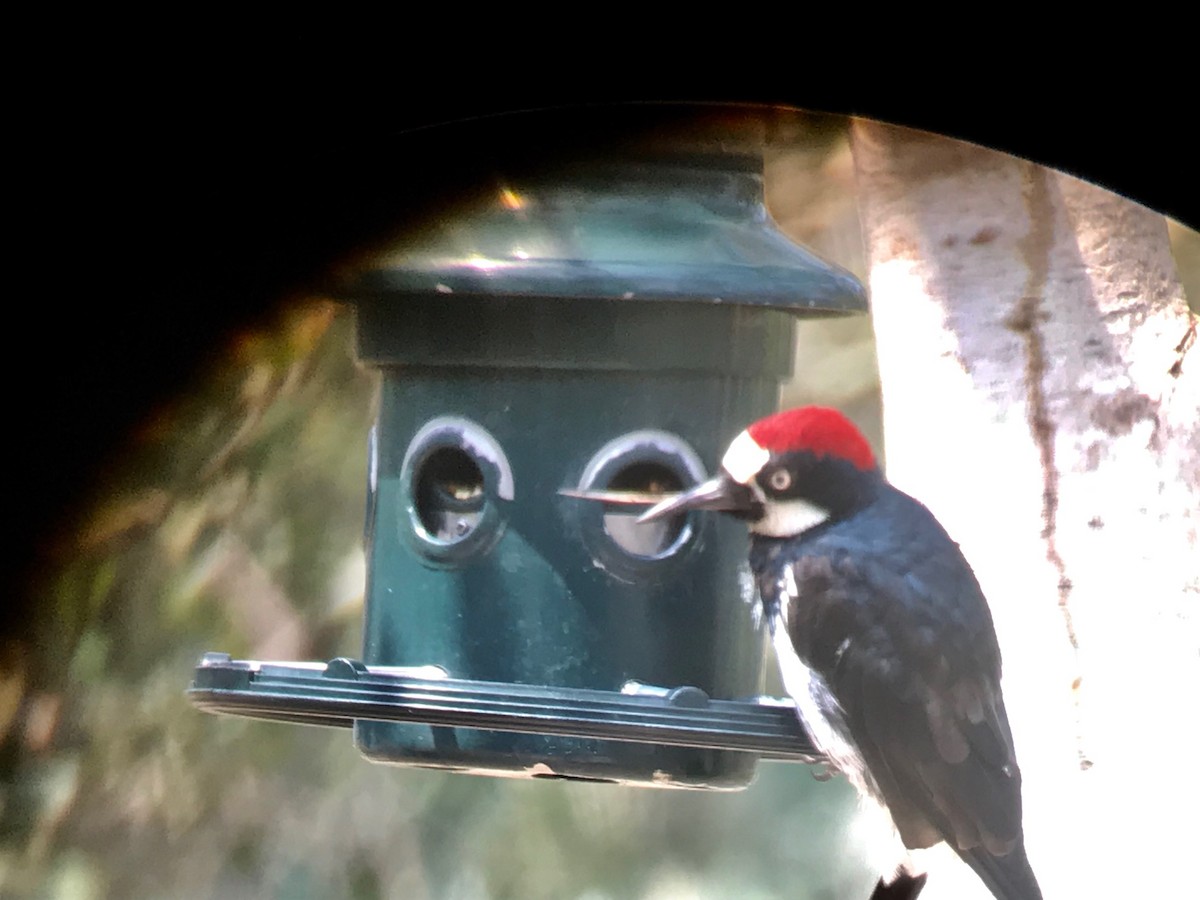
[190,108,867,790]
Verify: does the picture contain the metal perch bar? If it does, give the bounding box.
[189,654,822,762]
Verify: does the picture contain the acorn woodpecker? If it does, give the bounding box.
[640,407,1042,900]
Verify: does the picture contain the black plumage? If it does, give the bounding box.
[639,406,1043,899]
[749,465,1042,900]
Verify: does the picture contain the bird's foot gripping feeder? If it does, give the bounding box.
[187,107,868,790]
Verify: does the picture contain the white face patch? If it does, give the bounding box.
[749,497,830,537]
[721,429,770,485]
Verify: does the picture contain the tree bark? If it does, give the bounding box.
[851,119,1199,900]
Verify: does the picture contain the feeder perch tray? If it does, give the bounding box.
[189,653,821,763]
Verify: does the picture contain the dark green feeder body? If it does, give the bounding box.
[342,144,866,788]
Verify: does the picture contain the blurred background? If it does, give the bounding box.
[3,109,1196,899]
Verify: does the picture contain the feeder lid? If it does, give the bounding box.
[340,135,867,315]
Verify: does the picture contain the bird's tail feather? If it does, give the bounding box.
[957,841,1042,900]
[868,872,927,899]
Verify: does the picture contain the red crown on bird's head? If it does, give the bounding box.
[746,407,877,472]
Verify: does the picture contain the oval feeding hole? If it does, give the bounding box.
[414,447,485,542]
[602,462,686,557]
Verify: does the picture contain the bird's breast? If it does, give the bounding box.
[770,610,873,797]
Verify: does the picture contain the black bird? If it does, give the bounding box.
[641,406,1042,900]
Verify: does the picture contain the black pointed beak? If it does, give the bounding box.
[637,471,762,524]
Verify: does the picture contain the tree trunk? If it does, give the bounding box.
[850,119,1199,900]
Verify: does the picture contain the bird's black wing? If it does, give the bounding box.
[769,496,1042,900]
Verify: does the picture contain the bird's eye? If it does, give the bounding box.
[767,469,792,491]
